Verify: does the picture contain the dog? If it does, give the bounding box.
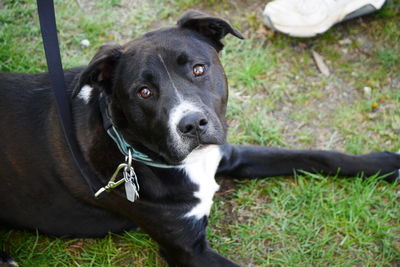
[0,10,399,267]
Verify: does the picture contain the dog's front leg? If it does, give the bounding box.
[159,240,240,267]
[99,196,239,267]
[136,214,239,267]
[217,144,400,181]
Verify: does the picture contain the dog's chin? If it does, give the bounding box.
[149,129,227,165]
[127,140,212,166]
[163,140,225,165]
[163,146,206,165]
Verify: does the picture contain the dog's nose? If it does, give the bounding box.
[178,112,209,136]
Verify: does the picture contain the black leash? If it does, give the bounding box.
[36,0,101,195]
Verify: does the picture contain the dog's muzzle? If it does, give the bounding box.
[165,103,226,163]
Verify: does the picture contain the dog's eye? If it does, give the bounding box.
[138,87,152,99]
[193,64,206,77]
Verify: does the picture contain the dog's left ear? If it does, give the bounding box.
[72,44,123,97]
[177,10,244,51]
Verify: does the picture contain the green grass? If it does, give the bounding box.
[210,173,400,266]
[1,0,400,266]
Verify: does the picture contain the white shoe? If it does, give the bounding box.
[262,0,386,37]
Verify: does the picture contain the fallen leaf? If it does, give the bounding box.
[312,50,330,76]
[68,239,85,256]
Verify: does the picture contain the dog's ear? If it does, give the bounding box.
[177,10,244,51]
[72,44,123,97]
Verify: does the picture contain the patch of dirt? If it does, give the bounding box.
[216,177,237,196]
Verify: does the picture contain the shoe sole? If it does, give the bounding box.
[342,4,379,22]
[263,0,386,37]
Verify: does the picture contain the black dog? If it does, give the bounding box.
[0,10,399,267]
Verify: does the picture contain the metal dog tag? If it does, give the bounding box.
[124,166,139,202]
[124,180,138,202]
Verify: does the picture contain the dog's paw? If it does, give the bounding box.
[0,251,18,267]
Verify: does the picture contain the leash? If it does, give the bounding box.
[37,0,101,196]
[37,0,179,201]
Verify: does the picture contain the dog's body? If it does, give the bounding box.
[1,11,399,267]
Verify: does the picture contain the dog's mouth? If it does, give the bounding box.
[122,123,226,166]
[159,125,227,164]
[126,138,222,166]
[161,139,225,165]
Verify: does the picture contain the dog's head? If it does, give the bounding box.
[73,10,243,164]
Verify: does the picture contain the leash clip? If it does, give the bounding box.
[94,149,140,202]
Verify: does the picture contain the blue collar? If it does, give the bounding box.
[99,94,178,169]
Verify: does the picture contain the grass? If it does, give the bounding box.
[1,0,400,266]
[211,173,400,266]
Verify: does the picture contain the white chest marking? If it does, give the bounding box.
[77,84,93,104]
[183,145,222,219]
